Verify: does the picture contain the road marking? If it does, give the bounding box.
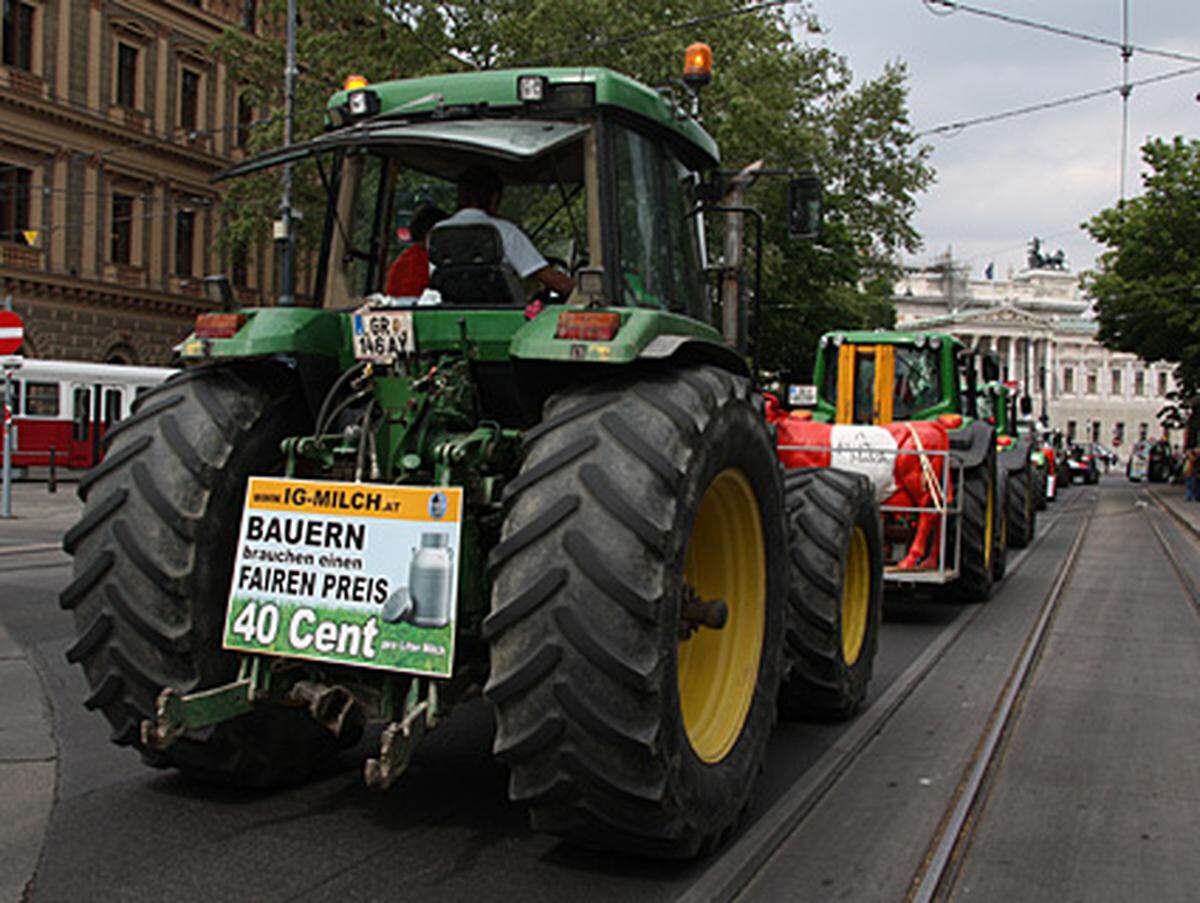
[0,543,63,556]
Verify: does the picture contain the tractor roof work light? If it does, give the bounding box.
[342,74,380,119]
[517,75,548,103]
[683,42,713,89]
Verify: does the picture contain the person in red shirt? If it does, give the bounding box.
[385,205,447,297]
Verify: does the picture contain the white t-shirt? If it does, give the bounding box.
[437,208,548,279]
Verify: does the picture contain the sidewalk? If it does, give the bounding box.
[0,482,81,549]
[0,623,56,902]
[1146,481,1200,539]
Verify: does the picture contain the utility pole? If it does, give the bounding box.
[720,161,762,352]
[2,293,14,519]
[277,0,298,306]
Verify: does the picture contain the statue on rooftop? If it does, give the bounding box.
[1027,236,1068,271]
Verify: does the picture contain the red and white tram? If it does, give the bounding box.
[3,359,176,470]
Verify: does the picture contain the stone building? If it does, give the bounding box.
[894,259,1179,454]
[0,0,270,365]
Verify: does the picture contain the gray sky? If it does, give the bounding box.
[811,0,1200,279]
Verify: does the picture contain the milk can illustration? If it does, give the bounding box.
[408,532,453,628]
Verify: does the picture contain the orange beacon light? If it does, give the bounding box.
[683,42,713,88]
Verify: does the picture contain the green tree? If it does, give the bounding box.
[1084,137,1200,415]
[212,0,933,373]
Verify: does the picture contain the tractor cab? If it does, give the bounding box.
[811,331,966,426]
[212,67,719,322]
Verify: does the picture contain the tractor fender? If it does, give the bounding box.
[637,334,750,378]
[998,436,1033,474]
[949,420,996,470]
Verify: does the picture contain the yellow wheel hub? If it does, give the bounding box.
[841,526,871,665]
[678,469,766,764]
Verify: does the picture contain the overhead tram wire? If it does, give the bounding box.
[915,62,1200,138]
[1119,0,1131,203]
[921,0,1200,66]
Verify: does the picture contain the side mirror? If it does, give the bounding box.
[981,352,1001,382]
[787,174,822,240]
[1019,395,1033,416]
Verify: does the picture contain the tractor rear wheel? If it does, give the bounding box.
[777,468,883,721]
[486,365,787,858]
[60,363,345,786]
[1006,465,1036,548]
[947,451,998,602]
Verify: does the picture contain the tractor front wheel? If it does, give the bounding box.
[486,366,787,857]
[777,468,883,721]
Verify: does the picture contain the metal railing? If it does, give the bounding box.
[776,442,964,585]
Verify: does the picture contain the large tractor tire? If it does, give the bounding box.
[60,364,345,786]
[946,451,999,603]
[486,365,788,858]
[992,471,1009,582]
[776,468,883,722]
[1006,465,1036,548]
[1034,467,1048,511]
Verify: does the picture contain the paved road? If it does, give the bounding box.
[10,477,1181,901]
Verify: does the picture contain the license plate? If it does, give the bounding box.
[352,307,415,362]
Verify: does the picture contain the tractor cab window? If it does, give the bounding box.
[892,345,942,419]
[322,123,590,307]
[977,390,995,423]
[612,125,704,316]
[852,352,876,424]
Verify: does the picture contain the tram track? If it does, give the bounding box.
[0,541,68,575]
[679,490,1092,903]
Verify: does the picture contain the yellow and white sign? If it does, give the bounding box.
[223,477,462,677]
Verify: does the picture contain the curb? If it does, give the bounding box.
[0,623,57,902]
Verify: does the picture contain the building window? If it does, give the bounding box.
[1114,422,1125,445]
[1086,371,1098,395]
[175,209,195,276]
[1134,370,1145,396]
[116,43,138,108]
[2,1,35,72]
[1067,420,1077,442]
[1110,368,1122,395]
[1063,366,1074,394]
[180,68,200,132]
[1139,422,1149,441]
[1158,371,1169,396]
[111,193,133,264]
[236,93,254,148]
[0,165,30,243]
[1091,421,1101,443]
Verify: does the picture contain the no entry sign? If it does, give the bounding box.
[0,311,23,355]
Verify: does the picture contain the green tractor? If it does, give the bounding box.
[977,379,1038,547]
[807,330,1004,600]
[60,65,885,857]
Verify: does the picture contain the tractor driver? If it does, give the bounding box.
[437,165,575,298]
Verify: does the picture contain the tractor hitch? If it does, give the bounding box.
[364,679,440,790]
[141,656,270,751]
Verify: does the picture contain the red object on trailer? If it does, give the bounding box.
[0,311,24,355]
